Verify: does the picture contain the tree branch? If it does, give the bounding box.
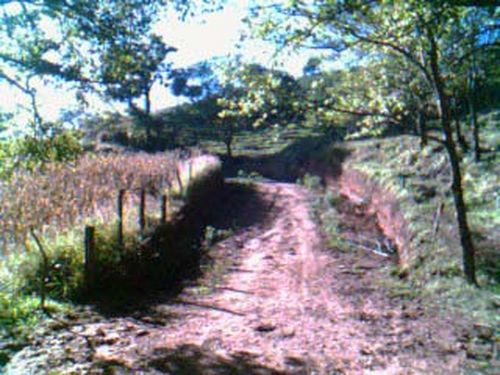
[0,69,31,94]
[348,28,435,87]
[330,105,395,119]
[450,41,500,67]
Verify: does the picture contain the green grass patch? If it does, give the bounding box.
[199,124,322,158]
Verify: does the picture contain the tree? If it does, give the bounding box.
[171,60,222,100]
[303,57,322,77]
[99,35,176,146]
[218,60,305,128]
[0,0,225,137]
[251,0,498,285]
[1,1,160,114]
[166,59,226,146]
[215,59,306,157]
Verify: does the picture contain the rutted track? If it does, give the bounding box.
[5,181,465,374]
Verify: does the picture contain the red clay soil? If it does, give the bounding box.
[338,170,412,270]
[5,181,468,374]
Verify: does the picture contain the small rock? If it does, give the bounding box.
[473,324,494,340]
[466,343,493,360]
[285,356,305,367]
[235,350,260,359]
[136,329,150,337]
[95,327,106,337]
[123,322,136,331]
[47,320,68,331]
[436,340,459,354]
[66,312,79,321]
[103,333,121,345]
[255,323,276,333]
[360,345,377,355]
[281,327,295,338]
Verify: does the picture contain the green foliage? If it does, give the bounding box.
[0,0,226,137]
[250,0,498,141]
[4,232,84,301]
[203,225,233,248]
[217,60,305,129]
[0,242,73,367]
[171,60,222,100]
[0,130,83,179]
[100,34,176,136]
[297,173,322,191]
[307,187,351,252]
[0,151,222,367]
[0,221,141,365]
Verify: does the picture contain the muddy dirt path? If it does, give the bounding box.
[5,181,466,374]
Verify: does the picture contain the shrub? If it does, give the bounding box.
[297,173,322,190]
[0,130,83,179]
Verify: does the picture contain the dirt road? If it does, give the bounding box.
[5,181,465,374]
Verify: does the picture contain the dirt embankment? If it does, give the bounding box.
[339,170,411,271]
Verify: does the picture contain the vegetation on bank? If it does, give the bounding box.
[338,111,498,329]
[344,114,498,279]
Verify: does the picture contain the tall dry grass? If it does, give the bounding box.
[0,149,209,254]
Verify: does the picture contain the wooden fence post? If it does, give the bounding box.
[432,202,445,238]
[161,194,167,224]
[175,164,183,196]
[399,175,406,189]
[30,229,48,312]
[84,225,96,289]
[139,189,146,236]
[117,189,125,247]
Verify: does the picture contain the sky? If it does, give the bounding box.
[0,0,322,131]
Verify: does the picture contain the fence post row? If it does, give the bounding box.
[161,194,167,224]
[84,187,173,286]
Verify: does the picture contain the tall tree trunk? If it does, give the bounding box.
[144,90,153,147]
[454,107,468,153]
[468,42,481,163]
[225,139,232,159]
[428,33,478,286]
[144,89,151,116]
[442,116,477,285]
[224,122,233,159]
[468,91,480,162]
[418,110,428,149]
[155,119,163,150]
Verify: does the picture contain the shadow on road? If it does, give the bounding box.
[84,181,271,317]
[148,344,286,375]
[220,136,351,184]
